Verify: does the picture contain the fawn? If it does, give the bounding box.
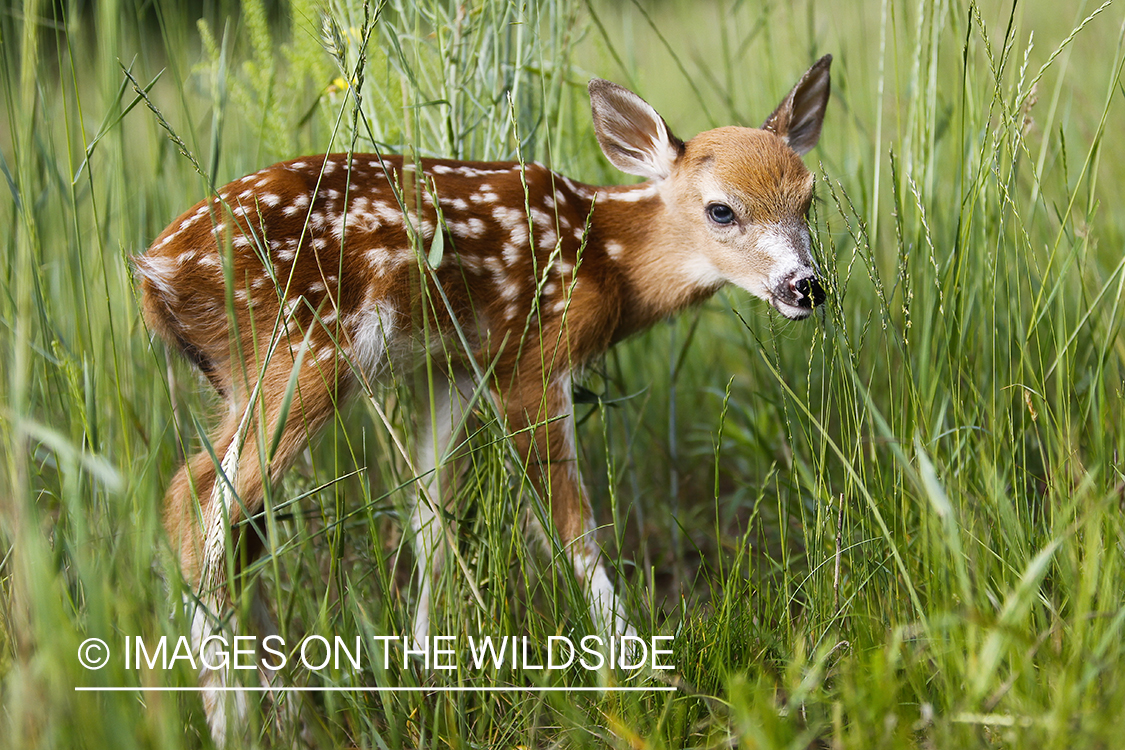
[136,55,831,742]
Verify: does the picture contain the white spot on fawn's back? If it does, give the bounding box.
[493,206,528,245]
[599,183,657,202]
[373,203,405,227]
[562,176,594,200]
[458,254,484,274]
[502,243,522,267]
[275,238,299,262]
[283,193,311,217]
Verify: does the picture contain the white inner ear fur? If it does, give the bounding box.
[592,85,680,181]
[641,119,679,180]
[606,108,678,179]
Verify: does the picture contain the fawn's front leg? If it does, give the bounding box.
[503,373,634,639]
[410,368,476,648]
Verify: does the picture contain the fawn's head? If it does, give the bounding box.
[589,55,831,319]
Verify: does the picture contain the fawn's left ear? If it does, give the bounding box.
[588,78,685,181]
[762,54,832,156]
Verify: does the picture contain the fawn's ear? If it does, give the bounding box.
[589,78,684,181]
[761,54,832,156]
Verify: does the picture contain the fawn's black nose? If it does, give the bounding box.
[791,275,825,309]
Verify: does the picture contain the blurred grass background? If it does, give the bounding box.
[2,0,1125,747]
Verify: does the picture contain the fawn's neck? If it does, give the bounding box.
[584,181,726,342]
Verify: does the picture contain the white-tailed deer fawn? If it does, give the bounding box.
[136,55,830,743]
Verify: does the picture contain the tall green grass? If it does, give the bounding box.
[2,0,1124,747]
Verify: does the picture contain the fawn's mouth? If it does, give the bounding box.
[772,298,815,320]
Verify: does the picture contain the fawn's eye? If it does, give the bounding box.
[706,203,736,226]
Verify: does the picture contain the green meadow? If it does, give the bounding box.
[3,0,1125,746]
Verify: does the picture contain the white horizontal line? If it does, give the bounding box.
[75,686,676,693]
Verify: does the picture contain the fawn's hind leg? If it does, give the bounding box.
[167,353,350,744]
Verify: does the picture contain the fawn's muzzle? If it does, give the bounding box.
[771,270,824,319]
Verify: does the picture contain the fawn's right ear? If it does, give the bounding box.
[589,79,684,181]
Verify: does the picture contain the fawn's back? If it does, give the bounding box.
[138,154,676,400]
